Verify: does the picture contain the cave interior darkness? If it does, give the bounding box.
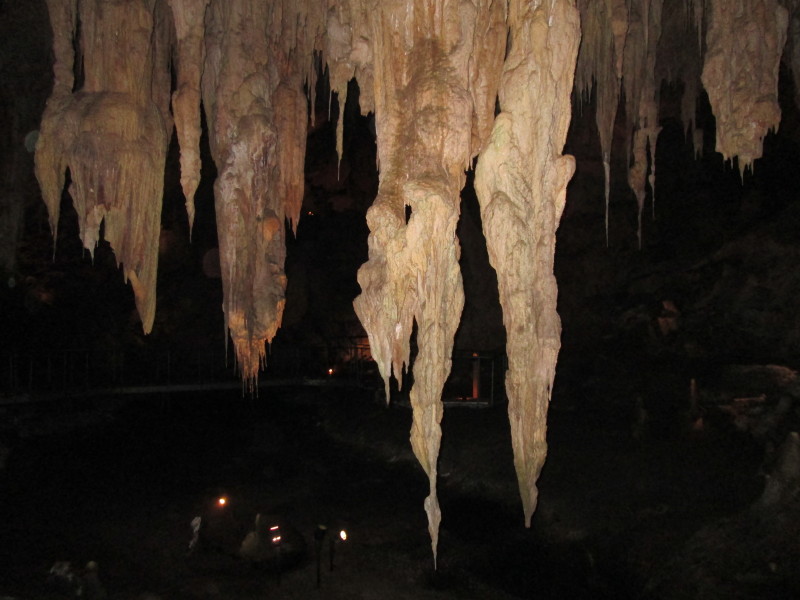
[3,2,800,599]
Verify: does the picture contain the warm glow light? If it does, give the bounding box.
[339,530,347,542]
[272,535,282,544]
[327,368,334,376]
[270,525,279,531]
[217,497,227,507]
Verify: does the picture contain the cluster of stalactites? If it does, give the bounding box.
[35,0,326,380]
[575,0,628,245]
[575,0,793,244]
[35,0,172,333]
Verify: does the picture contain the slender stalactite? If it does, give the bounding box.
[168,0,209,236]
[624,0,663,248]
[474,0,580,528]
[576,0,627,245]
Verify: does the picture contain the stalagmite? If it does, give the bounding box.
[35,0,171,333]
[352,0,505,565]
[701,0,788,176]
[474,0,580,527]
[168,0,209,235]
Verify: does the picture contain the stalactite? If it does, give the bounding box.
[474,0,579,528]
[352,0,505,566]
[168,0,209,235]
[325,1,374,172]
[201,0,323,385]
[35,0,170,333]
[576,0,627,245]
[624,0,662,248]
[702,0,788,176]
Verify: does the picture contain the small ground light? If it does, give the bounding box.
[270,525,281,544]
[270,525,283,586]
[327,368,334,376]
[330,528,347,571]
[217,497,227,507]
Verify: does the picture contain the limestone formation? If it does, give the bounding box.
[702,0,788,176]
[576,0,627,244]
[200,1,324,384]
[168,0,209,235]
[35,0,171,333]
[352,0,505,565]
[474,0,580,527]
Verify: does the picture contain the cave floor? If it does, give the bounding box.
[0,382,795,599]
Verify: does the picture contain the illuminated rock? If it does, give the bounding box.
[474,0,580,527]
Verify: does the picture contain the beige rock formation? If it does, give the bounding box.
[200,1,323,384]
[168,0,209,235]
[474,0,580,528]
[625,0,663,248]
[576,0,627,244]
[35,0,171,333]
[352,0,506,565]
[702,0,788,176]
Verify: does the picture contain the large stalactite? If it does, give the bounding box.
[701,0,788,176]
[474,0,580,528]
[352,0,506,565]
[35,0,171,334]
[200,1,323,384]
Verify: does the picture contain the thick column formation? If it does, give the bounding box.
[474,0,580,528]
[352,0,505,565]
[35,0,171,333]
